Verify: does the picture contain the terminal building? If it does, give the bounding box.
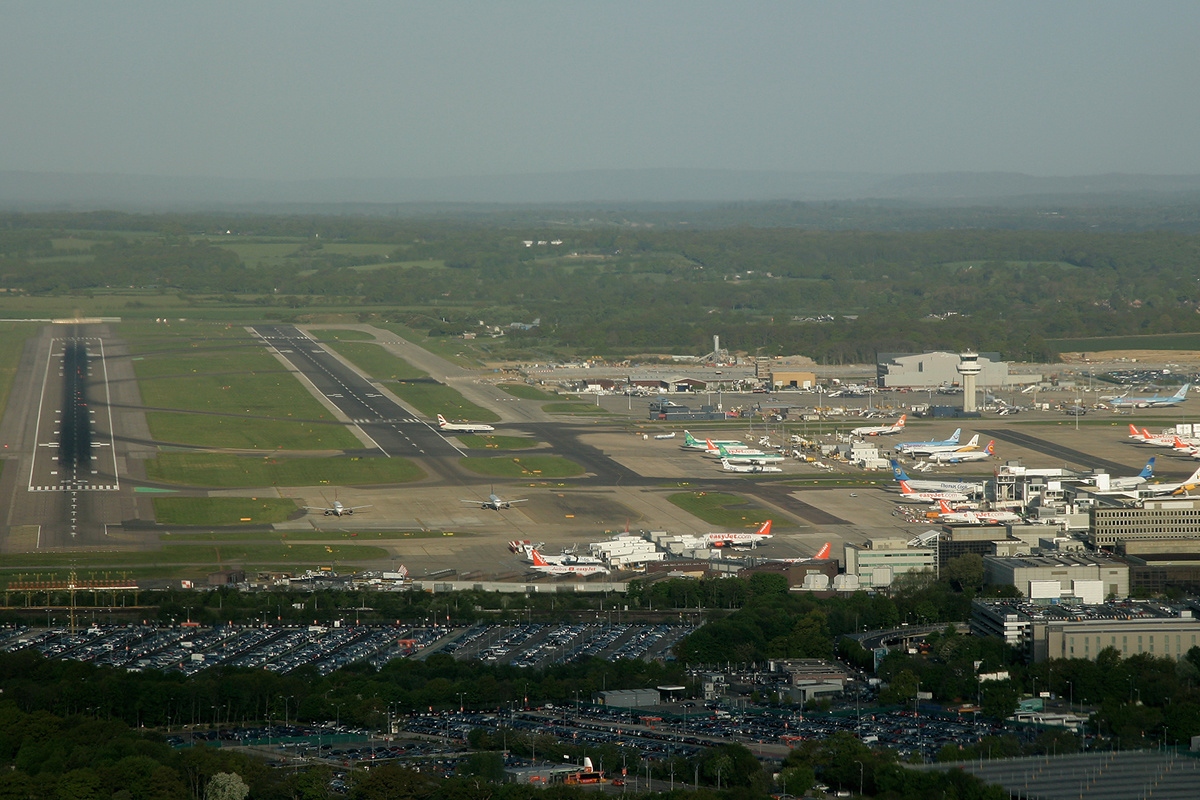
[982,554,1129,601]
[971,599,1200,663]
[844,538,936,588]
[877,351,1008,389]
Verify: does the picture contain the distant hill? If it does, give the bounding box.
[3,168,1200,211]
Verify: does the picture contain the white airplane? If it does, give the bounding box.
[654,432,677,440]
[529,549,608,576]
[517,544,603,566]
[769,542,833,564]
[713,444,785,464]
[304,500,371,517]
[889,460,984,494]
[437,414,495,433]
[704,438,767,458]
[1129,426,1185,447]
[461,492,529,510]
[926,440,996,464]
[936,500,1021,525]
[720,457,783,474]
[896,428,961,453]
[1138,464,1200,497]
[682,431,743,451]
[902,434,980,458]
[897,481,971,504]
[1084,458,1155,491]
[850,414,906,437]
[1109,383,1190,409]
[702,519,773,549]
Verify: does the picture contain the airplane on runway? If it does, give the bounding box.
[769,542,833,564]
[1109,383,1190,409]
[901,434,980,458]
[720,457,783,473]
[936,500,1021,525]
[925,440,996,464]
[529,549,608,575]
[462,492,529,510]
[437,414,495,433]
[654,432,677,440]
[889,460,985,495]
[849,414,906,437]
[713,444,785,464]
[702,519,773,548]
[895,428,961,453]
[897,481,971,504]
[682,431,744,450]
[304,500,371,517]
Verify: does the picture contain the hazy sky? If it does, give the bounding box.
[3,1,1198,180]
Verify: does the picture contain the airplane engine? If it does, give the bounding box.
[344,509,354,515]
[324,510,333,516]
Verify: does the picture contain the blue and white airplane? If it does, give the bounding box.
[889,459,984,495]
[895,427,961,453]
[1109,383,1190,409]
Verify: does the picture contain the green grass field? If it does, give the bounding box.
[127,324,361,449]
[375,322,482,367]
[1048,333,1200,352]
[153,497,299,526]
[0,324,37,417]
[165,529,463,542]
[144,453,425,487]
[667,491,793,530]
[324,341,430,380]
[460,455,585,478]
[498,383,558,401]
[390,381,500,422]
[0,542,390,572]
[455,434,540,450]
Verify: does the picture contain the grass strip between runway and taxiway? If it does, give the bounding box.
[459,455,585,478]
[144,453,425,487]
[541,402,611,414]
[153,497,298,526]
[125,322,361,450]
[0,542,391,572]
[667,491,793,530]
[162,529,465,542]
[322,339,429,380]
[497,383,558,401]
[454,434,540,450]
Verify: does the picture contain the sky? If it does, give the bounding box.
[2,0,1199,181]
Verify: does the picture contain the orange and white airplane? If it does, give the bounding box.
[529,548,608,576]
[925,440,996,464]
[770,542,833,564]
[937,499,1021,524]
[897,481,971,503]
[850,414,906,437]
[702,519,774,548]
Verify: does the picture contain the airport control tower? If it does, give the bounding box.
[957,351,981,413]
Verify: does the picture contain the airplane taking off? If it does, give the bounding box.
[703,519,773,548]
[720,457,783,473]
[926,440,996,464]
[902,434,980,458]
[1110,383,1190,409]
[437,414,495,433]
[462,492,529,510]
[889,460,984,494]
[897,481,971,504]
[682,431,743,450]
[529,549,608,576]
[850,414,906,437]
[936,500,1021,525]
[896,428,961,453]
[304,500,371,517]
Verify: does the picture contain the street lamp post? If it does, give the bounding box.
[855,760,864,797]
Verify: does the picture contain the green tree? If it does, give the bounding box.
[204,773,249,800]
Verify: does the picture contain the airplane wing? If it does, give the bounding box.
[302,506,333,512]
[346,505,372,511]
[508,498,530,504]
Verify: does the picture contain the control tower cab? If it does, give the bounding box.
[957,351,981,413]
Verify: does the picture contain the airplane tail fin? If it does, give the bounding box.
[890,459,910,482]
[896,414,906,428]
[964,434,979,448]
[530,549,549,567]
[684,431,698,445]
[1129,423,1140,436]
[949,428,961,443]
[898,480,914,494]
[1142,428,1155,440]
[985,440,995,456]
[437,414,448,426]
[1177,383,1191,398]
[938,499,953,514]
[814,542,831,559]
[1140,457,1155,479]
[755,520,773,537]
